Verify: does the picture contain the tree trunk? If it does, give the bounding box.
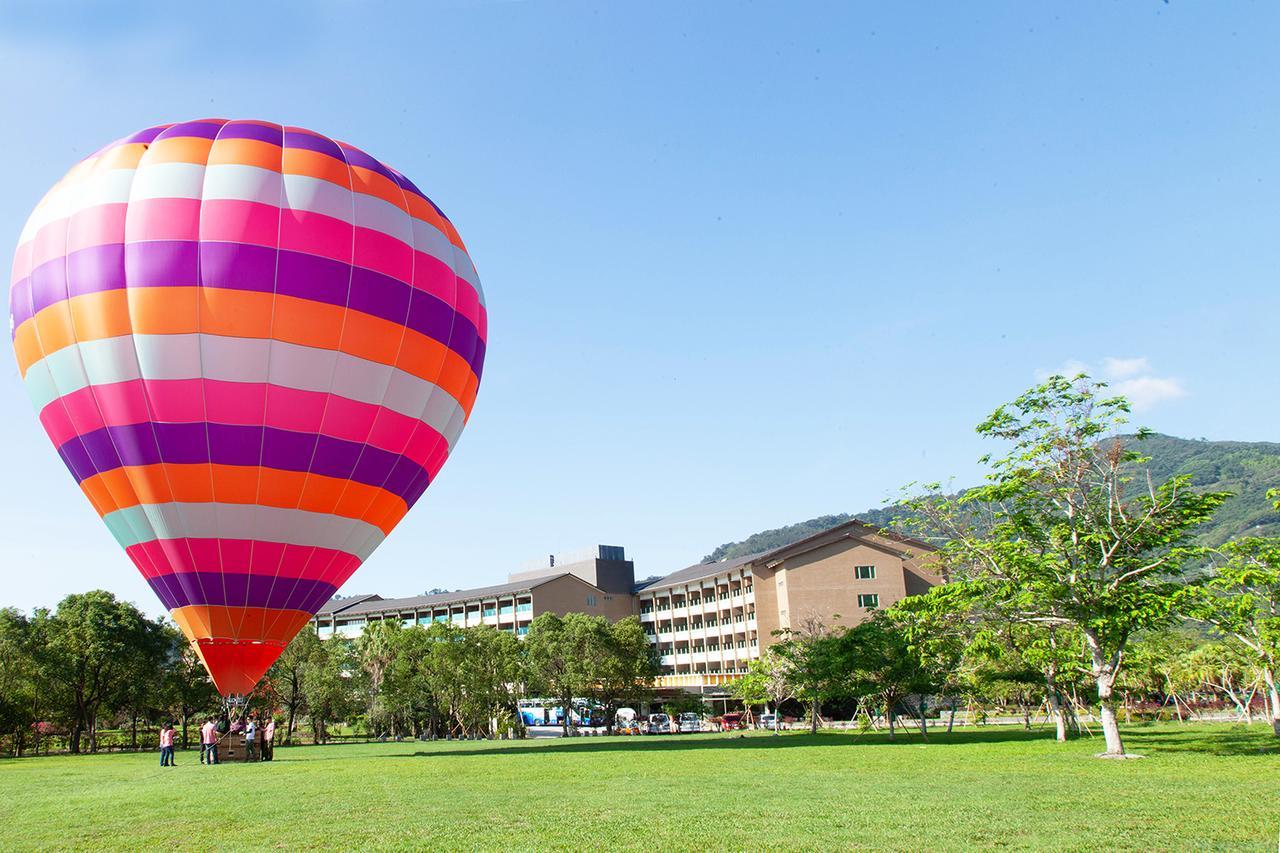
[917,698,928,740]
[947,699,956,734]
[1048,691,1067,742]
[131,715,138,750]
[1084,629,1126,756]
[286,703,298,745]
[886,700,896,741]
[1263,668,1280,738]
[810,698,819,735]
[69,722,82,755]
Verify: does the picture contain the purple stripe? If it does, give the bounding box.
[283,129,346,160]
[15,240,483,376]
[337,142,396,182]
[214,121,283,144]
[147,571,337,612]
[155,120,228,141]
[57,422,430,506]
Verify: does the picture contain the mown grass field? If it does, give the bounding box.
[0,723,1276,850]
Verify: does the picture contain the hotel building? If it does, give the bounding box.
[313,520,941,695]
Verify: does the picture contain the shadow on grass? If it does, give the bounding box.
[381,726,1086,760]
[1119,723,1280,758]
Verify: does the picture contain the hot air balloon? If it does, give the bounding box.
[9,119,486,696]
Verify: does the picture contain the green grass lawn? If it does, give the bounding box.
[0,723,1276,850]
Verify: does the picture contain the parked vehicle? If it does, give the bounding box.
[678,713,702,733]
[647,713,672,734]
[760,713,777,730]
[718,712,744,731]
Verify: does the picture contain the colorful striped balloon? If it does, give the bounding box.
[9,119,486,695]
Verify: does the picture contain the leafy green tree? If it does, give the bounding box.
[1193,537,1280,736]
[730,650,794,734]
[828,611,931,740]
[592,617,659,733]
[0,609,42,756]
[35,591,162,753]
[524,613,597,736]
[381,626,441,738]
[269,626,320,744]
[356,619,403,737]
[904,375,1228,756]
[301,636,359,743]
[774,614,840,734]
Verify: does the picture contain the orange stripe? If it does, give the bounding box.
[351,164,410,211]
[79,463,408,533]
[173,605,313,644]
[283,148,352,188]
[16,288,477,404]
[142,136,214,165]
[208,138,282,171]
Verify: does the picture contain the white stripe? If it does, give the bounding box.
[19,168,136,245]
[25,333,466,448]
[283,173,352,222]
[354,193,413,244]
[127,162,207,202]
[103,502,384,558]
[202,163,284,206]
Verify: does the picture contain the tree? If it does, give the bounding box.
[301,636,359,743]
[0,609,42,756]
[524,613,597,736]
[593,617,659,734]
[269,627,320,744]
[1193,537,1280,736]
[35,591,161,753]
[731,650,794,735]
[829,611,931,740]
[903,376,1228,756]
[774,613,838,734]
[356,619,403,737]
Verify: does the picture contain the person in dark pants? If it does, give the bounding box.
[262,718,276,761]
[244,715,257,761]
[201,718,220,765]
[159,722,176,766]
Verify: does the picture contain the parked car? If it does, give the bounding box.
[647,713,672,734]
[718,712,744,731]
[678,713,702,733]
[760,713,777,730]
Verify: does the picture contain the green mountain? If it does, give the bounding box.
[700,434,1280,563]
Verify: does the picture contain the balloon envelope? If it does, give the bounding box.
[9,120,486,695]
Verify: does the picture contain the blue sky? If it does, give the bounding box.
[3,1,1277,616]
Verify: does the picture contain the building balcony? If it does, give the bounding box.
[639,611,655,622]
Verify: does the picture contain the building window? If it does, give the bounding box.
[517,626,529,636]
[640,604,652,614]
[483,606,496,617]
[858,593,880,608]
[586,594,598,607]
[855,565,876,580]
[516,602,532,613]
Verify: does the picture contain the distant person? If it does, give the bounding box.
[201,718,220,765]
[244,716,257,761]
[159,722,176,767]
[263,718,276,762]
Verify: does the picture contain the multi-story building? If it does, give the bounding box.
[314,520,941,696]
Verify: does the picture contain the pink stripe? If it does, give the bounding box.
[279,209,353,264]
[127,537,361,584]
[41,378,449,476]
[125,198,202,243]
[354,225,413,283]
[201,199,282,248]
[69,203,128,253]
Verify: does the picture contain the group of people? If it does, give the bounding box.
[156,714,277,766]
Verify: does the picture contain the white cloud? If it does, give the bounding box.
[1109,376,1187,411]
[1101,357,1150,380]
[1035,356,1187,412]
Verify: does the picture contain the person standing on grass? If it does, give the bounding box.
[201,718,220,765]
[263,718,275,762]
[244,715,257,761]
[159,723,176,767]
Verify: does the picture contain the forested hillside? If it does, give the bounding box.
[700,434,1280,562]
